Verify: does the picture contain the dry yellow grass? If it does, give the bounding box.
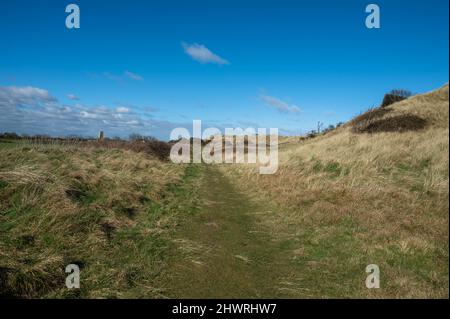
[220,84,449,298]
[0,143,194,298]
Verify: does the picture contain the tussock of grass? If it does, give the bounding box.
[351,109,427,134]
[0,143,199,298]
[350,107,393,126]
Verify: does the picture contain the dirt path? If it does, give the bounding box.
[157,165,294,298]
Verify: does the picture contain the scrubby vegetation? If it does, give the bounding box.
[220,85,449,298]
[381,89,413,108]
[350,107,427,134]
[0,135,172,161]
[0,142,200,298]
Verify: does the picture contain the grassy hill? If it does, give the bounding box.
[221,84,449,298]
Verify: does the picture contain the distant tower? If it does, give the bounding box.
[98,131,104,141]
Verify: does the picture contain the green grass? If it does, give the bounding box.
[0,139,18,150]
[0,144,200,298]
[154,166,298,298]
[312,160,345,178]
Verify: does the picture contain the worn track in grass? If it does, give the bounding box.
[157,165,295,298]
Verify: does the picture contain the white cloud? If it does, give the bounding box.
[124,71,143,81]
[67,93,79,100]
[0,85,186,140]
[0,86,56,107]
[182,42,229,65]
[116,106,130,113]
[126,120,139,125]
[80,111,99,119]
[259,94,301,114]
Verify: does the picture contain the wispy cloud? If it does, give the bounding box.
[100,72,122,82]
[182,42,229,65]
[67,93,79,100]
[115,106,130,113]
[89,71,144,82]
[259,94,301,114]
[124,71,143,81]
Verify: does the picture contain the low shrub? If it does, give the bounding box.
[353,114,427,133]
[381,89,413,108]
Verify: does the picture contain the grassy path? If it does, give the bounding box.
[157,165,293,298]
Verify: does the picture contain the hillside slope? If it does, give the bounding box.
[222,84,449,298]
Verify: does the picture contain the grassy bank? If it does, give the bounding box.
[220,85,449,298]
[0,142,200,298]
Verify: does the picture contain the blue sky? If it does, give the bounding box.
[1,0,448,139]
